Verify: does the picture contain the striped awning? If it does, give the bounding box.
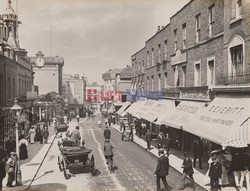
[186,95,250,148]
[222,118,250,148]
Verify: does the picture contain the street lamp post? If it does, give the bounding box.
[10,98,22,186]
[45,102,49,126]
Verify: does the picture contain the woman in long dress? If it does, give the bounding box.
[19,134,28,160]
[29,126,35,144]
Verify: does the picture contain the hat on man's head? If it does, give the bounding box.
[211,150,220,156]
[105,139,110,142]
[159,148,164,154]
[10,152,16,156]
[183,152,188,157]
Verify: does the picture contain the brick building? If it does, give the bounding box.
[130,0,250,153]
[0,0,33,147]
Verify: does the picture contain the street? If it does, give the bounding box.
[4,114,206,191]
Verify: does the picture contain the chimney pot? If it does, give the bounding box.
[158,26,161,32]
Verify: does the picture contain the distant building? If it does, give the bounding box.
[115,65,132,102]
[86,85,102,113]
[29,51,64,95]
[62,73,86,116]
[102,68,124,94]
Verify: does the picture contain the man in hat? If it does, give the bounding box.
[104,126,111,140]
[179,152,196,190]
[209,150,222,191]
[6,152,17,187]
[104,139,114,173]
[0,147,7,191]
[155,149,172,191]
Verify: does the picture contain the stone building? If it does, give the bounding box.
[29,51,64,95]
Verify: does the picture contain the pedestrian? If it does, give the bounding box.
[108,116,112,127]
[155,148,172,191]
[105,117,108,126]
[43,125,49,144]
[128,122,134,141]
[193,139,203,169]
[104,126,111,140]
[6,152,17,187]
[179,152,196,190]
[5,136,16,156]
[104,139,114,173]
[145,128,152,150]
[157,132,165,155]
[209,151,222,191]
[28,126,35,144]
[70,126,81,146]
[230,148,245,189]
[240,151,250,191]
[120,119,125,132]
[40,125,45,144]
[35,124,42,142]
[0,147,7,191]
[217,150,229,186]
[112,114,115,124]
[63,115,68,124]
[19,134,28,160]
[141,122,147,136]
[165,133,171,153]
[76,114,80,123]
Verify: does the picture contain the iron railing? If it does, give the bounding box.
[216,72,250,86]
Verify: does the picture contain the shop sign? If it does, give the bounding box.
[179,86,211,100]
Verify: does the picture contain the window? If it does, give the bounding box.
[8,77,11,99]
[142,59,144,73]
[182,66,186,87]
[174,29,177,51]
[207,58,215,85]
[174,66,180,87]
[13,79,15,98]
[158,74,161,90]
[151,75,154,91]
[182,23,186,49]
[164,72,168,88]
[236,0,242,18]
[19,79,21,96]
[194,62,201,86]
[230,45,243,75]
[138,60,141,72]
[147,51,150,67]
[209,4,215,37]
[151,48,154,66]
[164,40,167,59]
[196,14,201,43]
[158,44,161,63]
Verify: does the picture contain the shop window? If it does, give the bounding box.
[194,62,201,86]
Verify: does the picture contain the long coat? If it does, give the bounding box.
[155,155,169,177]
[104,142,114,156]
[209,161,222,179]
[104,129,111,139]
[182,158,194,176]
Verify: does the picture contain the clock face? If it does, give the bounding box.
[35,57,45,68]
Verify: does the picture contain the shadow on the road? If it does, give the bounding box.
[22,170,54,185]
[27,183,67,191]
[24,163,41,166]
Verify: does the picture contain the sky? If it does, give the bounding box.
[0,0,189,85]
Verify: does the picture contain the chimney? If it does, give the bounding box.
[156,26,161,33]
[162,26,164,29]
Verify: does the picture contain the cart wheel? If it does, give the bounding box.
[62,158,69,180]
[58,156,63,172]
[91,155,95,165]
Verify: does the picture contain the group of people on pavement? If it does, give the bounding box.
[28,123,50,144]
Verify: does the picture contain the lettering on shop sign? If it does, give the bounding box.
[199,115,233,126]
[208,106,244,115]
[176,105,199,113]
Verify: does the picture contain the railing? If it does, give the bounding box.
[216,72,250,86]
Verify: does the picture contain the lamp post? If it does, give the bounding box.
[10,98,22,186]
[45,102,49,126]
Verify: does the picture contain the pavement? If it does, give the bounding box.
[111,122,238,191]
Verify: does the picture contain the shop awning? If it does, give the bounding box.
[186,95,250,147]
[156,100,206,129]
[126,101,150,119]
[116,102,131,116]
[141,100,175,123]
[107,104,115,113]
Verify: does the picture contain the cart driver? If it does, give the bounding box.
[70,126,81,146]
